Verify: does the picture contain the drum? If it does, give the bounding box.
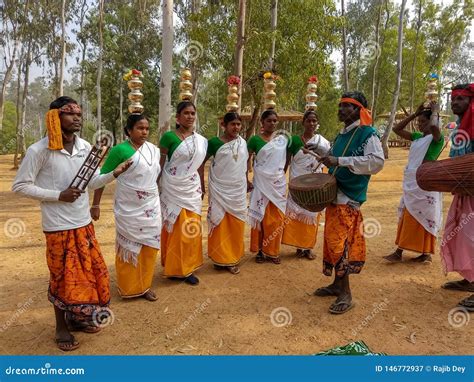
[416,152,474,195]
[289,173,337,212]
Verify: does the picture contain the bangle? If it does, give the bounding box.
[91,205,100,209]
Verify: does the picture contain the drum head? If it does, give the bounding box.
[289,173,336,191]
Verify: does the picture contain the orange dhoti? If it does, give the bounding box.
[161,209,203,277]
[45,223,110,322]
[116,245,158,297]
[323,204,366,277]
[250,202,285,258]
[282,214,320,250]
[208,213,245,266]
[395,208,436,254]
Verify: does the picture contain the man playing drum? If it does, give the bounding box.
[312,91,384,314]
[440,83,474,311]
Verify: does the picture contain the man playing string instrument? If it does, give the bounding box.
[312,91,384,314]
[12,96,130,351]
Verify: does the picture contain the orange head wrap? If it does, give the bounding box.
[340,97,373,126]
[45,103,81,150]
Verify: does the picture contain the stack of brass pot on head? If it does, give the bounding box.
[179,68,193,101]
[124,69,144,114]
[306,75,319,111]
[263,72,277,110]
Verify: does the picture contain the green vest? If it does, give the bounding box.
[329,125,378,204]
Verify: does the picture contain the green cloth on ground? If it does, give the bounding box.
[315,341,386,356]
[100,141,136,174]
[411,131,444,161]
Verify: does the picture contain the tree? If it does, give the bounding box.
[96,0,104,132]
[234,0,246,112]
[381,0,407,158]
[0,0,21,131]
[159,0,174,135]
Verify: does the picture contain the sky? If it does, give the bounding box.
[4,0,473,84]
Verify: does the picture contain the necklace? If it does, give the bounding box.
[178,130,196,158]
[226,136,240,162]
[129,140,152,166]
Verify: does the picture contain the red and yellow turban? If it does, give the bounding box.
[45,103,81,150]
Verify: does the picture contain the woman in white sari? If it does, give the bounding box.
[200,112,249,274]
[248,110,290,264]
[90,114,161,301]
[384,102,443,263]
[282,110,330,259]
[159,101,207,285]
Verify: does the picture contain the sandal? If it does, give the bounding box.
[227,266,240,275]
[143,290,158,301]
[266,256,281,265]
[55,335,80,352]
[314,285,341,297]
[458,295,474,312]
[410,254,432,263]
[67,320,101,334]
[255,251,265,264]
[296,249,305,258]
[304,250,316,260]
[443,280,474,292]
[329,301,355,315]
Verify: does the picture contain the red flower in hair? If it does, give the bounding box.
[308,75,318,84]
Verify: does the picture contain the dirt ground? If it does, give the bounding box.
[0,148,472,355]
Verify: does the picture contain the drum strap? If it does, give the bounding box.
[331,126,360,177]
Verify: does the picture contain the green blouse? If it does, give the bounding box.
[100,141,135,174]
[159,131,183,160]
[287,135,304,156]
[411,132,444,161]
[207,136,225,158]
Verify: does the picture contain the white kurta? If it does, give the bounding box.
[207,136,248,233]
